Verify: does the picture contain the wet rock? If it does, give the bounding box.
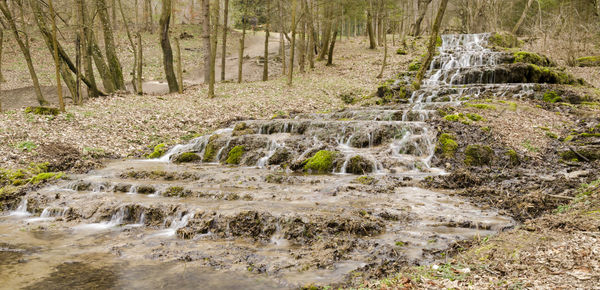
[303,150,339,174]
[113,183,132,192]
[232,122,255,136]
[267,148,291,165]
[560,145,600,161]
[225,146,245,165]
[173,153,201,163]
[346,156,374,175]
[136,185,155,195]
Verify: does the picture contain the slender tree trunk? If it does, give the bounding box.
[414,0,449,89]
[367,1,376,49]
[0,0,46,105]
[118,0,140,93]
[175,37,183,93]
[49,0,66,112]
[512,0,534,36]
[238,17,246,83]
[326,18,338,66]
[0,28,4,82]
[91,34,115,93]
[202,0,210,83]
[305,0,315,69]
[377,18,387,78]
[278,0,286,76]
[221,0,228,81]
[75,35,82,104]
[98,0,125,90]
[317,3,331,61]
[111,0,117,30]
[287,0,296,85]
[262,0,270,81]
[160,0,179,93]
[411,0,433,36]
[136,33,143,94]
[298,0,305,73]
[209,0,218,95]
[78,0,98,98]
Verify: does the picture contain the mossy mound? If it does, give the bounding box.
[464,145,494,166]
[164,186,191,197]
[303,150,338,174]
[575,56,600,67]
[506,149,520,166]
[560,146,600,161]
[443,113,483,124]
[29,172,63,184]
[232,122,255,136]
[376,80,410,104]
[525,64,581,85]
[542,91,562,103]
[226,146,245,165]
[24,106,60,116]
[174,152,201,163]
[488,32,520,48]
[408,60,421,72]
[148,143,166,159]
[514,51,553,67]
[437,133,458,158]
[346,156,374,175]
[203,134,220,162]
[396,48,407,55]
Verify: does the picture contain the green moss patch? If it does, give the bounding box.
[514,51,552,67]
[346,155,374,175]
[506,149,520,166]
[466,103,496,110]
[465,145,494,166]
[29,172,64,184]
[488,32,520,48]
[542,91,562,103]
[232,122,255,136]
[408,60,421,71]
[443,113,483,124]
[226,146,245,165]
[396,48,407,55]
[437,133,458,158]
[576,56,600,67]
[148,143,166,159]
[24,106,60,116]
[304,150,337,173]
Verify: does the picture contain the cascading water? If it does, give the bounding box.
[2,34,527,288]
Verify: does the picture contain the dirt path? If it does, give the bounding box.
[0,31,283,110]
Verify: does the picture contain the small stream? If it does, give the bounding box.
[1,34,532,288]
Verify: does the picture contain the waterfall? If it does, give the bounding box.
[9,199,31,217]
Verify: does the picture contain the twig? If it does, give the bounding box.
[545,194,574,200]
[569,146,590,162]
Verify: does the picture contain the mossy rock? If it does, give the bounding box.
[436,133,458,158]
[29,172,63,184]
[560,145,600,161]
[355,176,376,185]
[148,143,166,159]
[174,152,201,163]
[576,56,600,67]
[136,185,156,195]
[346,156,373,175]
[268,148,291,165]
[164,186,191,197]
[303,150,338,174]
[526,64,581,85]
[514,51,553,67]
[488,32,520,48]
[24,106,60,116]
[464,145,494,166]
[542,91,562,103]
[506,150,520,166]
[232,122,255,136]
[203,134,220,162]
[226,146,245,165]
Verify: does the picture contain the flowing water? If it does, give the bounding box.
[1,34,534,288]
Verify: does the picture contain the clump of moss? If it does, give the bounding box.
[466,103,496,110]
[396,48,407,55]
[542,91,562,103]
[506,149,520,166]
[29,172,63,184]
[408,60,421,71]
[174,152,201,163]
[303,150,337,173]
[443,113,482,124]
[164,186,191,197]
[464,145,494,166]
[232,122,255,136]
[437,133,458,158]
[226,146,245,165]
[203,134,220,162]
[576,56,600,67]
[148,143,166,159]
[527,64,580,85]
[16,141,37,152]
[514,51,552,67]
[24,106,60,116]
[488,32,520,48]
[546,132,558,139]
[355,176,375,185]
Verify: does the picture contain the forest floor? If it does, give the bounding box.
[2,30,600,289]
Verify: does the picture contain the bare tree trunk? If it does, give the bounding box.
[118,0,140,93]
[221,0,228,81]
[111,0,117,30]
[209,0,218,95]
[202,0,210,83]
[48,0,64,111]
[262,0,270,81]
[0,0,46,105]
[175,37,183,93]
[512,0,534,36]
[414,0,448,89]
[367,1,376,49]
[238,17,246,83]
[326,17,338,66]
[411,0,433,36]
[98,0,125,90]
[377,18,387,78]
[77,0,98,99]
[75,35,82,104]
[317,2,331,61]
[278,0,286,76]
[136,33,143,94]
[305,0,315,69]
[0,28,4,83]
[91,35,115,93]
[298,0,305,73]
[287,0,296,85]
[160,0,179,93]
